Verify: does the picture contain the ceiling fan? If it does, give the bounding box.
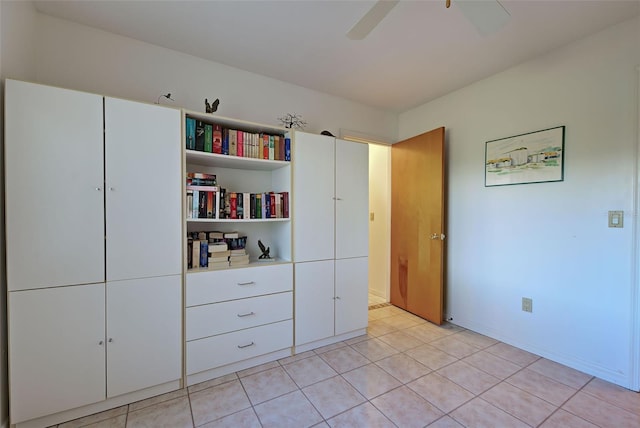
[346,0,511,40]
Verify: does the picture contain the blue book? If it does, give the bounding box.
[285,138,291,161]
[200,241,208,268]
[186,118,196,150]
[222,128,229,155]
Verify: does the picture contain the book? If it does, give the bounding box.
[209,255,230,263]
[237,131,244,158]
[192,239,200,269]
[282,191,289,218]
[200,241,208,268]
[222,128,229,155]
[229,129,237,156]
[195,120,205,151]
[213,124,222,154]
[237,192,243,219]
[285,137,291,161]
[186,185,218,192]
[269,135,275,160]
[207,191,215,218]
[192,190,199,218]
[209,260,230,269]
[255,193,262,219]
[186,117,196,150]
[224,231,240,239]
[279,135,286,161]
[204,123,213,153]
[187,236,193,268]
[208,231,225,240]
[230,192,238,219]
[198,191,207,218]
[275,193,282,218]
[218,188,226,218]
[263,192,269,219]
[209,242,228,252]
[243,193,251,219]
[270,193,276,218]
[186,190,193,219]
[274,136,280,161]
[230,253,249,260]
[263,134,269,159]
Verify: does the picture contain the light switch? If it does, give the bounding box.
[608,210,623,228]
[370,212,375,221]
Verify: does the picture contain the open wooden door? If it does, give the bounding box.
[390,127,445,324]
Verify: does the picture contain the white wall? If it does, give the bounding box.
[0,2,39,426]
[368,144,391,300]
[30,13,397,142]
[399,16,640,389]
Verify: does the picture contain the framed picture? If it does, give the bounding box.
[485,126,565,187]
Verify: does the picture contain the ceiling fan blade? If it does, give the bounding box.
[455,0,510,36]
[347,0,400,40]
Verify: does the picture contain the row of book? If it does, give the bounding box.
[187,187,290,220]
[187,231,248,270]
[186,117,291,161]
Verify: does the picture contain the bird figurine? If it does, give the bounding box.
[205,98,220,113]
[258,239,271,259]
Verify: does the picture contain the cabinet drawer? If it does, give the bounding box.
[186,320,293,375]
[186,292,292,340]
[186,263,292,306]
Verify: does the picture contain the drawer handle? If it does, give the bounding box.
[237,311,256,318]
[237,342,255,349]
[237,281,255,286]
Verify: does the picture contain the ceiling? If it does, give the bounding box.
[33,1,640,113]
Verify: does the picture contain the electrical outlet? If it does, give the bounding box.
[522,297,533,313]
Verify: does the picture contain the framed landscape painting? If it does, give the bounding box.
[485,126,565,187]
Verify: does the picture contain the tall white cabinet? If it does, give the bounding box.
[5,80,182,426]
[293,132,369,350]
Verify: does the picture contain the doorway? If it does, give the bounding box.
[368,144,391,306]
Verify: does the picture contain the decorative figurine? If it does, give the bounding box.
[205,98,220,113]
[277,113,307,130]
[258,239,272,260]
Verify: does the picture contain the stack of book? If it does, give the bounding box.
[208,240,230,270]
[229,248,249,267]
[186,172,219,219]
[185,117,291,162]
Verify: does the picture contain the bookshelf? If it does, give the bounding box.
[182,110,294,385]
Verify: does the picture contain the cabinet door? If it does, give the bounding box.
[335,139,369,259]
[106,276,182,398]
[9,284,105,423]
[335,257,369,336]
[294,261,335,345]
[104,98,182,281]
[5,80,105,291]
[293,132,335,262]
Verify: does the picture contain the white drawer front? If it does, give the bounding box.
[186,292,292,340]
[187,320,293,375]
[186,263,293,306]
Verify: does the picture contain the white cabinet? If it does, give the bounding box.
[293,132,369,348]
[5,80,182,425]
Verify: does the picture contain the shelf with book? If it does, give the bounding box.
[187,218,290,223]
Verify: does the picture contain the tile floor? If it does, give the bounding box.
[54,305,639,428]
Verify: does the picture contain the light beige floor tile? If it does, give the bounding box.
[370,385,443,428]
[528,358,593,389]
[403,324,449,343]
[485,342,540,367]
[404,344,458,370]
[408,372,474,413]
[563,390,640,427]
[311,423,330,428]
[506,368,577,406]
[302,376,366,419]
[129,388,187,412]
[254,390,324,428]
[430,336,480,359]
[581,377,640,415]
[438,322,465,335]
[319,346,371,373]
[539,409,599,428]
[345,333,372,345]
[450,397,529,428]
[398,311,428,324]
[313,341,348,354]
[426,415,464,427]
[342,363,402,399]
[82,415,126,428]
[240,366,298,405]
[367,322,397,337]
[236,360,280,378]
[378,315,421,330]
[375,353,431,384]
[437,361,500,395]
[59,406,127,428]
[279,350,316,365]
[125,396,192,428]
[452,330,499,349]
[376,330,424,351]
[187,373,238,394]
[350,338,399,361]
[283,355,338,388]
[369,306,398,319]
[189,379,251,426]
[327,402,395,428]
[481,382,557,426]
[198,408,261,428]
[462,350,522,379]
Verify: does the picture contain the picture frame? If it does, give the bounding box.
[485,126,565,187]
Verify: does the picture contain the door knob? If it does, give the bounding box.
[430,233,438,240]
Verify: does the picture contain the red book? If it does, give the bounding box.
[230,192,238,219]
[282,192,289,218]
[237,131,244,158]
[270,193,276,218]
[263,134,269,159]
[279,136,285,161]
[212,125,222,154]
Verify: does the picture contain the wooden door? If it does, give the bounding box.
[104,98,182,282]
[106,275,181,398]
[5,80,105,291]
[335,139,369,259]
[9,284,105,423]
[391,127,445,324]
[292,132,335,262]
